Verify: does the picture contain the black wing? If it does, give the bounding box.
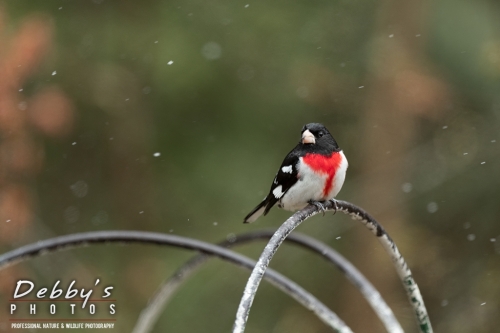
[262,151,300,215]
[243,148,301,223]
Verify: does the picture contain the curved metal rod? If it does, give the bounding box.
[233,200,432,333]
[133,230,402,333]
[0,231,352,333]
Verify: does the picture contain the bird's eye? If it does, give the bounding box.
[318,131,324,137]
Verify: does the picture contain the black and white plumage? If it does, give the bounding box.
[244,123,348,223]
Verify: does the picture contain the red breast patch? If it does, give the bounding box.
[302,152,342,197]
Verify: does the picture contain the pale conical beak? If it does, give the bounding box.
[302,129,315,144]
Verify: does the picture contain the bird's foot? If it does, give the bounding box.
[309,200,326,216]
[330,199,339,216]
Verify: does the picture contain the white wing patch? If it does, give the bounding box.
[272,185,284,199]
[281,165,293,174]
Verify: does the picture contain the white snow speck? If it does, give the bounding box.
[359,86,364,89]
[6,219,11,223]
[442,125,448,129]
[125,98,130,101]
[70,180,89,198]
[91,210,108,225]
[18,102,27,110]
[336,236,341,240]
[416,34,421,37]
[492,140,496,143]
[72,142,77,145]
[402,183,413,193]
[153,152,161,157]
[273,185,284,199]
[490,238,496,242]
[52,71,57,76]
[167,60,174,65]
[154,40,158,44]
[59,6,62,10]
[427,202,438,213]
[389,34,394,38]
[201,42,222,60]
[281,165,293,174]
[244,4,249,8]
[139,211,144,214]
[463,152,468,155]
[467,234,476,241]
[481,161,486,165]
[19,88,23,92]
[480,302,486,306]
[441,300,448,307]
[213,222,218,226]
[64,206,79,224]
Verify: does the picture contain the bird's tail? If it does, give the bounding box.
[243,199,267,223]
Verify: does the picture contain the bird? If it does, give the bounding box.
[243,123,348,223]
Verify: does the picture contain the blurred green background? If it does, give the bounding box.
[0,0,499,332]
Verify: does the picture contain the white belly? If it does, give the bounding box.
[279,151,348,212]
[330,150,348,199]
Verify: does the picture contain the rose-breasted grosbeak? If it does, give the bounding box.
[244,123,348,223]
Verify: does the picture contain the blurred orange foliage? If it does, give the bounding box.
[0,9,74,241]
